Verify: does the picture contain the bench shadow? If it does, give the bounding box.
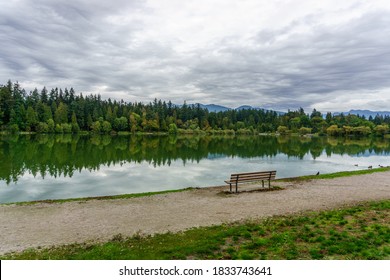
[217,186,285,196]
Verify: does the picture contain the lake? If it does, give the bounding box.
[1,134,390,203]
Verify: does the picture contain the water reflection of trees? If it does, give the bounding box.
[1,134,389,184]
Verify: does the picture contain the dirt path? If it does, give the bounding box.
[1,171,389,255]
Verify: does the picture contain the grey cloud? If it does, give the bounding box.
[1,0,147,88]
[183,10,390,110]
[1,1,390,112]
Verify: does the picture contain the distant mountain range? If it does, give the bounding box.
[191,104,390,118]
[195,103,230,112]
[345,110,390,118]
[184,103,390,120]
[192,103,285,114]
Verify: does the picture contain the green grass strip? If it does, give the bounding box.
[2,200,389,260]
[280,167,390,182]
[6,188,193,206]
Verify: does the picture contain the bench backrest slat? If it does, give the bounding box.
[227,171,276,183]
[231,171,276,177]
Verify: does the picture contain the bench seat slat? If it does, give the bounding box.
[235,173,276,179]
[233,176,275,182]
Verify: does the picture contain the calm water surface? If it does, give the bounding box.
[1,134,390,203]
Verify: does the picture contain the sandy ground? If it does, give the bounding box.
[0,171,389,255]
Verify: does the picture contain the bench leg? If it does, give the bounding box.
[262,180,264,188]
[268,180,271,188]
[235,182,238,193]
[229,183,232,192]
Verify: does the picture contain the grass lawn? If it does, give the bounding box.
[2,200,389,260]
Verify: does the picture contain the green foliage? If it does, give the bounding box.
[298,127,312,135]
[47,119,55,133]
[72,123,80,133]
[168,123,178,134]
[36,122,49,133]
[25,106,38,131]
[1,81,390,135]
[129,112,140,133]
[61,123,72,134]
[7,123,19,134]
[277,126,289,135]
[374,124,389,136]
[113,117,128,132]
[352,126,371,136]
[327,125,341,136]
[101,121,112,134]
[236,128,254,135]
[145,119,160,132]
[54,102,68,124]
[55,124,63,134]
[91,121,101,134]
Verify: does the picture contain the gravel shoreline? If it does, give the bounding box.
[0,171,389,255]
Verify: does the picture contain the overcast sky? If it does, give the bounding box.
[1,0,390,112]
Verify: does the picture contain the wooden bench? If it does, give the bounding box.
[224,170,277,193]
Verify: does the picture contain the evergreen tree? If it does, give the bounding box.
[55,102,68,124]
[41,87,48,103]
[26,106,38,131]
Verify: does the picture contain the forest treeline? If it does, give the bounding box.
[1,80,389,136]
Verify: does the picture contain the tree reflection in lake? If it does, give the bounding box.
[0,134,389,203]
